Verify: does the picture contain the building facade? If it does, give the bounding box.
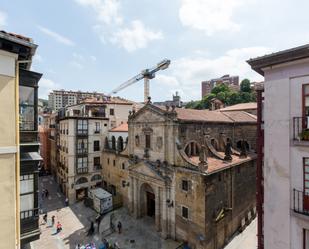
[248,44,309,249]
[102,102,257,249]
[0,31,42,248]
[48,90,106,111]
[51,97,133,203]
[201,74,239,98]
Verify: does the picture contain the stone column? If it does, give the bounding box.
[155,186,161,232]
[161,186,168,238]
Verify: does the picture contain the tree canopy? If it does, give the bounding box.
[186,79,255,109]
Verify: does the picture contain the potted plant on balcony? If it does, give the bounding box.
[300,129,309,141]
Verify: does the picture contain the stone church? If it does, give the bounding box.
[102,102,257,249]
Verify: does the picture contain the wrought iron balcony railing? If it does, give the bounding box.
[77,167,88,174]
[20,208,39,220]
[94,164,102,171]
[293,188,309,216]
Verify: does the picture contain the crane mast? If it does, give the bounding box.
[109,59,171,103]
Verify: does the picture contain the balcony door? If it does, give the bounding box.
[303,84,309,128]
[304,158,309,211]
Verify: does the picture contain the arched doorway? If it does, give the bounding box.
[140,183,156,218]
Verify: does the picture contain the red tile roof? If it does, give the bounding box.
[109,123,128,132]
[219,102,257,112]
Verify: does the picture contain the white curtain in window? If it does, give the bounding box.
[20,177,34,194]
[20,194,34,211]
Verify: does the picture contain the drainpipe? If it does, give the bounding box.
[15,60,32,248]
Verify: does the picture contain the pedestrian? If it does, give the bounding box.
[56,221,62,233]
[51,215,55,226]
[43,213,48,223]
[65,197,69,206]
[117,221,122,234]
[96,214,101,232]
[75,243,81,249]
[45,189,49,198]
[41,189,45,199]
[87,221,94,236]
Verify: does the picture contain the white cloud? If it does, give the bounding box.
[75,0,163,52]
[110,20,163,52]
[75,0,122,25]
[0,10,7,27]
[70,61,84,69]
[179,0,247,35]
[38,26,75,46]
[90,55,97,62]
[39,78,60,99]
[153,46,271,101]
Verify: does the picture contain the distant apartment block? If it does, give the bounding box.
[201,74,239,98]
[48,90,106,111]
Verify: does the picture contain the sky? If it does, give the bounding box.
[1,0,309,102]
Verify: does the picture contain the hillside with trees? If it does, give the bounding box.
[186,79,256,109]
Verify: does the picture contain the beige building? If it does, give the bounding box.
[0,31,42,248]
[52,97,133,203]
[102,102,257,249]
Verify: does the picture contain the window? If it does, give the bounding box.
[182,180,189,191]
[107,158,110,165]
[110,108,114,115]
[110,185,116,196]
[93,140,100,151]
[95,122,100,133]
[19,86,35,131]
[303,85,309,117]
[77,120,88,134]
[94,157,100,166]
[304,229,309,249]
[182,206,189,219]
[113,160,115,166]
[77,139,88,154]
[77,157,88,173]
[20,174,34,218]
[122,163,125,170]
[145,134,151,149]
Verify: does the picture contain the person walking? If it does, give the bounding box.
[56,221,62,233]
[43,213,48,223]
[51,215,55,226]
[45,189,49,198]
[117,221,122,234]
[65,197,69,206]
[87,221,94,236]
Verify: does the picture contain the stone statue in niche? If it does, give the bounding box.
[224,138,233,161]
[135,135,140,147]
[157,136,163,149]
[239,139,247,158]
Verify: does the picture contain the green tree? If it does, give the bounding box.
[240,79,251,92]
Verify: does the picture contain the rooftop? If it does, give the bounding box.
[219,102,257,112]
[247,43,309,75]
[109,123,128,132]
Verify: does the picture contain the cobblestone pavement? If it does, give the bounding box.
[31,176,181,249]
[224,218,257,249]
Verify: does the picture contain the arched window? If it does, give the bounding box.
[111,136,116,150]
[76,177,88,185]
[91,174,102,181]
[184,141,200,157]
[117,136,124,151]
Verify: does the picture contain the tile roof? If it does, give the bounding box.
[219,102,257,112]
[175,108,233,122]
[221,111,257,123]
[82,96,135,105]
[109,123,128,132]
[0,30,32,42]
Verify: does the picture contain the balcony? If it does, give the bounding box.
[94,164,102,171]
[293,117,309,146]
[76,129,88,136]
[94,129,101,134]
[293,189,309,216]
[77,148,88,155]
[77,167,88,174]
[20,208,40,242]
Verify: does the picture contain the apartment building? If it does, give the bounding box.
[201,74,239,98]
[53,97,133,203]
[0,31,42,248]
[247,44,309,249]
[48,89,106,111]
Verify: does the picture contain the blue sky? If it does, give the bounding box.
[1,0,309,102]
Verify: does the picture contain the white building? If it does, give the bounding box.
[248,44,309,249]
[48,90,106,111]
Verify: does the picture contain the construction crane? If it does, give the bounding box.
[109,59,171,103]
